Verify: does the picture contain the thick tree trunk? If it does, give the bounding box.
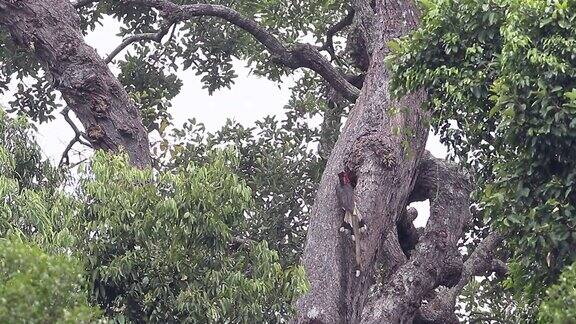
[295,1,425,322]
[0,0,151,167]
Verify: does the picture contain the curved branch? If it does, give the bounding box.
[59,107,92,167]
[319,8,355,62]
[105,22,172,64]
[124,0,360,102]
[416,231,505,323]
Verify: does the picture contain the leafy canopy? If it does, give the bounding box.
[0,237,101,324]
[389,0,576,312]
[0,111,307,323]
[538,260,576,324]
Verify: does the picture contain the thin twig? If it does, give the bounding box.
[105,22,173,64]
[59,107,92,168]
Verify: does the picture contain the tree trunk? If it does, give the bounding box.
[295,1,426,322]
[0,0,151,167]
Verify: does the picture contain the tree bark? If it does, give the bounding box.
[295,1,425,322]
[361,153,472,323]
[415,232,505,323]
[0,0,151,167]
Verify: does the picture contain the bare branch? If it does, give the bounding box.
[59,107,92,167]
[105,22,173,64]
[123,0,360,102]
[72,0,98,9]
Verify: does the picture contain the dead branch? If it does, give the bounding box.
[59,107,92,167]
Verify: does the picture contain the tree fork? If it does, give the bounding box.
[0,0,152,168]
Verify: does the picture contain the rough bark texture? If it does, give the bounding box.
[415,232,505,324]
[294,0,504,322]
[361,153,472,323]
[0,0,151,167]
[295,1,426,323]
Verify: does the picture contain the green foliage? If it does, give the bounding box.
[389,0,576,313]
[0,108,308,322]
[0,110,74,249]
[157,103,326,267]
[118,46,182,134]
[538,261,576,323]
[0,109,61,190]
[0,32,59,124]
[79,151,307,322]
[0,237,101,323]
[458,277,537,322]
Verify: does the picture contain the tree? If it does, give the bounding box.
[538,261,576,324]
[0,237,101,324]
[0,0,574,323]
[0,111,306,322]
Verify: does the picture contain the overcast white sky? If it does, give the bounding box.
[3,16,447,226]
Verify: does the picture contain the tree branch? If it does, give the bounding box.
[319,8,355,62]
[123,0,360,102]
[105,22,173,64]
[59,107,92,167]
[72,0,98,9]
[416,231,505,323]
[351,0,376,50]
[397,206,421,257]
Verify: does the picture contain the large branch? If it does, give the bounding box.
[0,0,152,167]
[351,0,376,56]
[123,0,360,102]
[416,231,506,323]
[362,153,473,323]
